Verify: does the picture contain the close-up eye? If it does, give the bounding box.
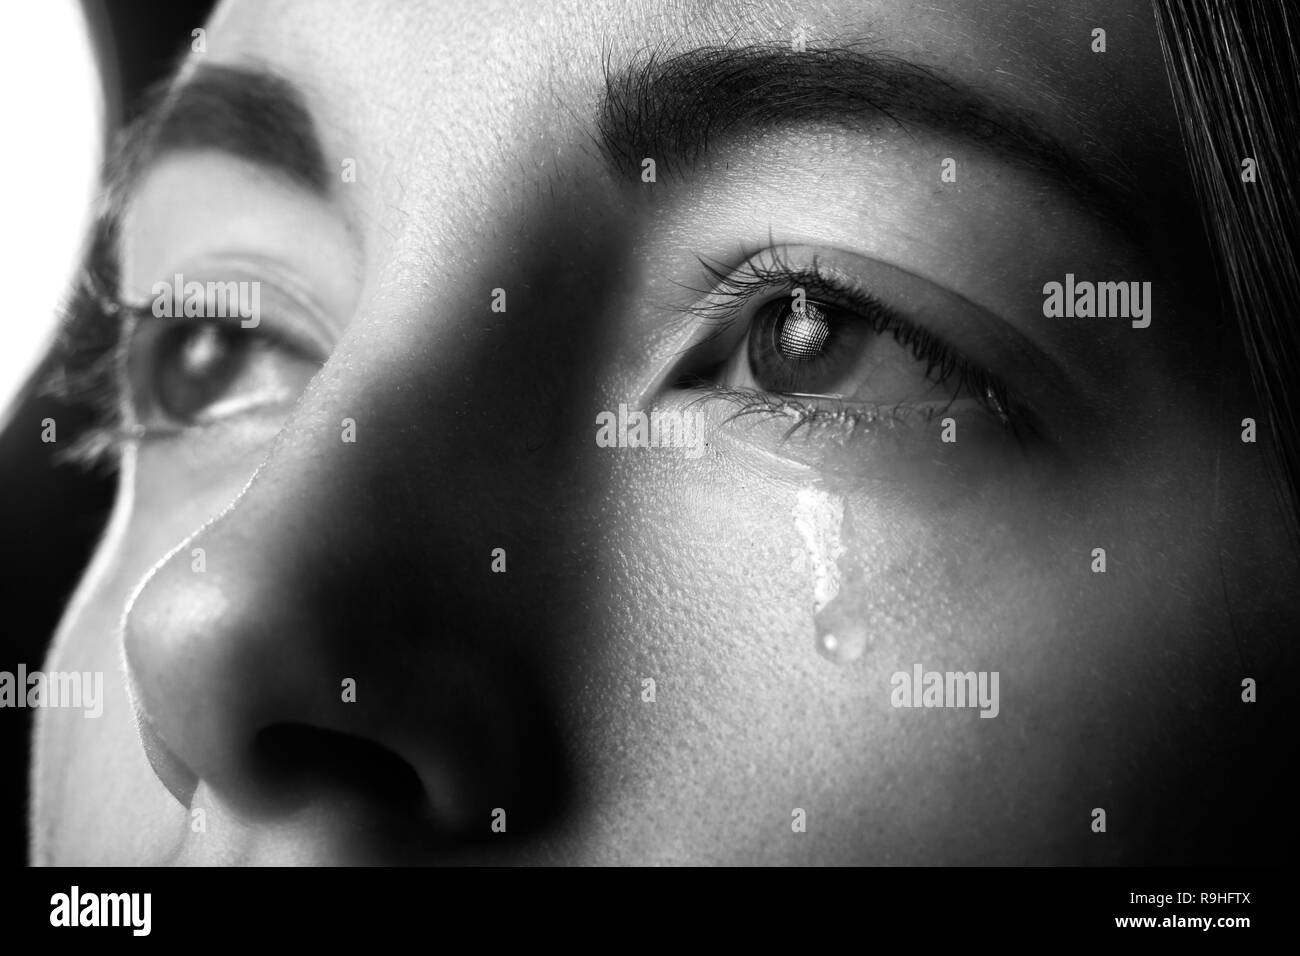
[745,296,870,393]
[672,248,1025,440]
[122,290,326,436]
[733,293,1005,413]
[146,321,267,423]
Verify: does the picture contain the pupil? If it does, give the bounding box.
[775,301,830,360]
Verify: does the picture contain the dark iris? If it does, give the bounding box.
[151,322,249,421]
[748,298,853,394]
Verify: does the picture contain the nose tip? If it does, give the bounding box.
[123,568,252,803]
[123,562,357,818]
[120,531,564,846]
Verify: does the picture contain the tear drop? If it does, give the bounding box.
[815,620,869,664]
[792,486,873,666]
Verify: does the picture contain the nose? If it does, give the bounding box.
[119,238,621,859]
[122,451,567,855]
[117,117,636,858]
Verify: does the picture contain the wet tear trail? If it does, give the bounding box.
[791,486,873,665]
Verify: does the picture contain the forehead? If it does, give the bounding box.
[200,0,1174,205]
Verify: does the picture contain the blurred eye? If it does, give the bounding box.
[127,317,319,433]
[152,322,251,420]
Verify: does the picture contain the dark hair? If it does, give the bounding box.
[1153,0,1300,544]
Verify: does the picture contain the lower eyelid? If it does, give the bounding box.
[690,383,927,434]
[681,383,1031,475]
[135,401,300,448]
[193,385,301,422]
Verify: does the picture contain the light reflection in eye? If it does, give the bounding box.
[126,311,319,436]
[153,323,248,421]
[660,245,1051,452]
[775,301,831,359]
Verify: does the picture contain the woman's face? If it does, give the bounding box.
[32,0,1296,864]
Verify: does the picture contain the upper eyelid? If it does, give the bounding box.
[114,274,333,367]
[658,248,1053,435]
[48,258,326,406]
[686,246,1076,402]
[123,310,314,357]
[639,248,916,405]
[690,260,904,335]
[668,251,953,376]
[741,277,1016,421]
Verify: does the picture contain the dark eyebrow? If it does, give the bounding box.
[599,42,1138,229]
[107,62,330,211]
[89,63,331,290]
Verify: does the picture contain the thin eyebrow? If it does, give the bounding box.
[599,42,1139,231]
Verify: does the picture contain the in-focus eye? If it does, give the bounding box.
[662,246,1053,452]
[744,296,891,396]
[726,287,977,410]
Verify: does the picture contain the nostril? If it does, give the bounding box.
[250,724,427,818]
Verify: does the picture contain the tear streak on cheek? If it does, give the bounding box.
[791,484,962,669]
[792,486,867,664]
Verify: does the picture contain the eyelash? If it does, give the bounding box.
[45,246,1031,469]
[41,260,139,470]
[45,261,281,468]
[673,248,1030,443]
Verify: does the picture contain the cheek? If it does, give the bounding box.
[36,580,182,864]
[590,438,1245,861]
[589,451,1006,861]
[33,445,263,863]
